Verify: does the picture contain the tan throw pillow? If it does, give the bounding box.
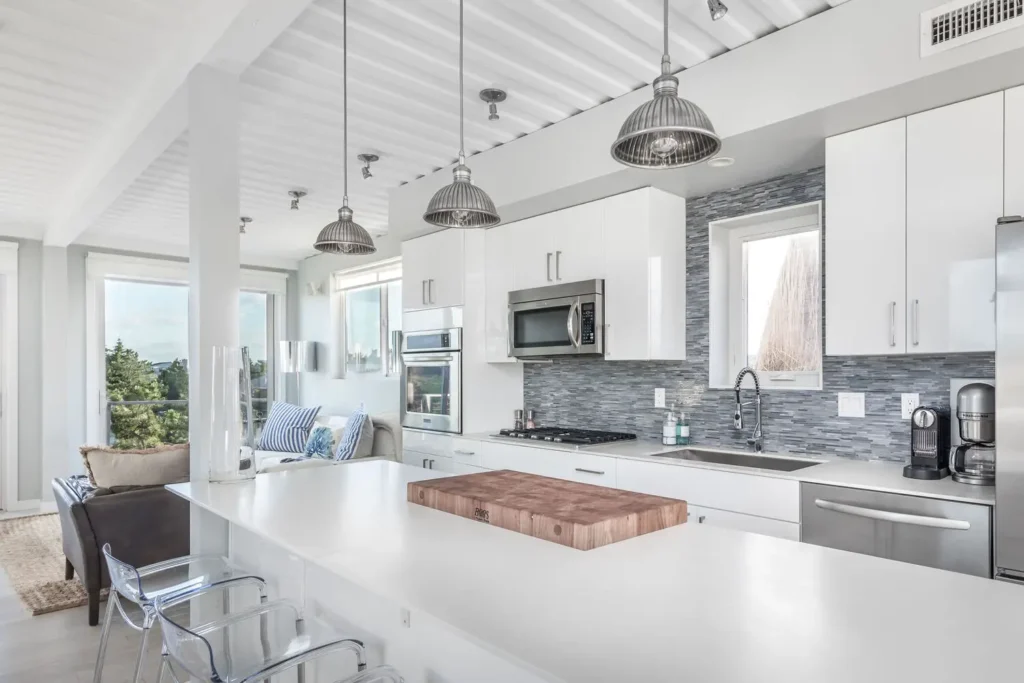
[80,443,190,488]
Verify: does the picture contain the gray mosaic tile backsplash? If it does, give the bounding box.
[523,167,995,461]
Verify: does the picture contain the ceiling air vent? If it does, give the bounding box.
[922,0,1024,56]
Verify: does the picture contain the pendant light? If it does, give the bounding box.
[423,0,500,229]
[314,0,376,255]
[611,0,721,169]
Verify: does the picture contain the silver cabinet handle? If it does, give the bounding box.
[422,280,427,305]
[546,252,552,282]
[575,467,605,475]
[911,299,920,346]
[698,515,706,524]
[428,459,435,470]
[428,279,435,305]
[814,499,970,530]
[422,458,427,468]
[555,250,562,280]
[889,302,896,347]
[454,449,475,456]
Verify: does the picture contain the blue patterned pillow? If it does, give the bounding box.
[335,408,373,460]
[258,402,321,453]
[303,426,337,459]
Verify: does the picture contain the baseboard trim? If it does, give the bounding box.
[39,501,57,514]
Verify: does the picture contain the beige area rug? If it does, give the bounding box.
[0,513,106,616]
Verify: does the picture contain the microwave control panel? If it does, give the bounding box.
[580,303,596,345]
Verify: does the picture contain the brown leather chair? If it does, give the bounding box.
[52,475,189,625]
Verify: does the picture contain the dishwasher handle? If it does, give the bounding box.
[814,499,971,531]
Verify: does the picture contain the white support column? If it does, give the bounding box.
[40,246,69,502]
[187,64,241,486]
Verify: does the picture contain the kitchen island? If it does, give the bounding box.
[169,460,1022,683]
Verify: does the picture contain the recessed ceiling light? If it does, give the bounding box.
[708,156,734,168]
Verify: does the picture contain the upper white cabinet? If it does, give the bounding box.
[402,230,465,311]
[483,188,686,362]
[1006,85,1024,218]
[825,119,907,355]
[906,92,1002,354]
[825,91,1005,356]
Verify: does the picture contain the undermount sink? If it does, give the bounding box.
[660,449,820,472]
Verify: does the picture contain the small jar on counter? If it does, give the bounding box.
[526,410,536,430]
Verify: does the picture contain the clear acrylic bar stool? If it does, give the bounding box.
[154,588,405,683]
[95,542,267,683]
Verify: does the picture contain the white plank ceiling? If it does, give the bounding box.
[0,0,849,261]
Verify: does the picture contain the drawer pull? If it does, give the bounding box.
[574,468,605,475]
[814,499,970,531]
[454,450,475,456]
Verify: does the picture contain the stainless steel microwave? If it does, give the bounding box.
[508,279,604,359]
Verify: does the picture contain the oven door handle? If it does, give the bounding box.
[402,356,455,365]
[567,300,581,349]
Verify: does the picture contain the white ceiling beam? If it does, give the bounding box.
[44,0,315,247]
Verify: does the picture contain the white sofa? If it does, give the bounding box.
[255,412,401,474]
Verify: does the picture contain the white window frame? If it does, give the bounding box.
[329,257,402,380]
[709,202,823,391]
[0,242,19,511]
[85,253,289,444]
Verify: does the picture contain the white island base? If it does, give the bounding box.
[170,461,1024,683]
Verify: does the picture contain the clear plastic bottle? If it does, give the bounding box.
[662,410,678,446]
[677,412,690,446]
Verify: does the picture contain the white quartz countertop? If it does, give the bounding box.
[458,433,996,506]
[168,461,1020,683]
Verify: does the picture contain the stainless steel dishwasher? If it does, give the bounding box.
[800,483,992,577]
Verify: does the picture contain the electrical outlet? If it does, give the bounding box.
[654,388,666,408]
[901,393,920,420]
[400,608,411,628]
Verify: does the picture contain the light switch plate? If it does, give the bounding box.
[654,388,666,408]
[837,392,865,418]
[901,393,920,420]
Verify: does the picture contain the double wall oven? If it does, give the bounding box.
[508,279,605,359]
[401,328,461,434]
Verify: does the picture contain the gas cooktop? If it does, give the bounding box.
[495,427,637,446]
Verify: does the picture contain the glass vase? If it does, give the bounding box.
[208,346,256,483]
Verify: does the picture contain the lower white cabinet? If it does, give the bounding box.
[403,447,453,472]
[687,505,800,541]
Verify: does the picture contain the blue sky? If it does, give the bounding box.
[105,280,268,363]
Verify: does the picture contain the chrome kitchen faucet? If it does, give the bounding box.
[733,367,764,452]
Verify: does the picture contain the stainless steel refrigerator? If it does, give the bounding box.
[996,216,1024,583]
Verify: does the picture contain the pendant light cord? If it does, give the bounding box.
[343,0,349,205]
[459,0,465,161]
[664,0,669,57]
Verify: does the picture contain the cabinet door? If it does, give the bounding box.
[403,448,433,469]
[1006,85,1024,217]
[401,239,431,311]
[689,505,800,541]
[825,119,908,355]
[452,461,491,475]
[427,454,455,473]
[425,229,465,308]
[907,92,1003,353]
[602,190,651,360]
[512,214,555,291]
[484,225,517,363]
[553,201,604,283]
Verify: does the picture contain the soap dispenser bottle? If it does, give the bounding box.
[677,411,690,445]
[662,410,678,446]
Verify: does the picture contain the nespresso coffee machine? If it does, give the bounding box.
[950,382,996,486]
[904,406,950,480]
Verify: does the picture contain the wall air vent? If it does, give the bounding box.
[922,0,1024,56]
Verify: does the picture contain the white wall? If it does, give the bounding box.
[297,233,402,417]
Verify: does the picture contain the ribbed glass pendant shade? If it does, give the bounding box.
[423,160,500,228]
[314,205,376,255]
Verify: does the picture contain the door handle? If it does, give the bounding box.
[422,458,427,468]
[422,280,427,305]
[574,468,605,475]
[454,449,475,456]
[567,300,581,349]
[698,515,706,524]
[428,459,435,470]
[428,279,435,305]
[889,302,896,347]
[546,252,552,282]
[911,299,920,346]
[555,251,562,280]
[814,499,970,530]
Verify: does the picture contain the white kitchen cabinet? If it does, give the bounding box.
[1006,85,1024,217]
[563,452,617,488]
[402,230,465,311]
[452,462,491,475]
[825,119,908,355]
[403,447,453,472]
[552,201,604,283]
[403,429,454,457]
[484,224,517,363]
[687,505,800,541]
[906,92,1003,353]
[511,213,556,291]
[602,188,687,360]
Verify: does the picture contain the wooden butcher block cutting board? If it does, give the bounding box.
[408,469,687,550]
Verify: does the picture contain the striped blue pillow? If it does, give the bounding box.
[335,408,372,461]
[258,402,321,453]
